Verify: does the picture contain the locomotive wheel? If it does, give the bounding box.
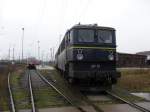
[62,71,66,78]
[64,64,69,78]
[111,78,117,84]
[68,78,73,83]
[68,78,76,84]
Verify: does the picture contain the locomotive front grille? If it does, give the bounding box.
[71,61,116,71]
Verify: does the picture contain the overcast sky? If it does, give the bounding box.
[0,0,150,60]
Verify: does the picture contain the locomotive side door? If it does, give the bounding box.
[65,31,70,62]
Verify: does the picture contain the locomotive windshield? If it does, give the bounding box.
[77,29,114,44]
[97,30,113,43]
[78,29,94,42]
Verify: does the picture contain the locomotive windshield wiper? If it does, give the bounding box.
[98,36,105,42]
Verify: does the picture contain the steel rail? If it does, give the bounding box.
[28,70,36,112]
[8,73,16,112]
[106,90,150,112]
[35,70,87,112]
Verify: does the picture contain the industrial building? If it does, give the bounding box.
[117,53,147,67]
[136,51,150,66]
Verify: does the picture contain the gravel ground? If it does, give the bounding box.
[20,70,29,89]
[27,70,70,108]
[87,95,112,101]
[30,70,47,88]
[21,70,47,88]
[11,71,31,110]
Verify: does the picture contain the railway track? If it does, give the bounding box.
[28,70,36,112]
[9,68,150,112]
[8,69,100,112]
[34,70,89,112]
[106,89,150,112]
[8,71,37,112]
[35,70,104,112]
[8,73,16,112]
[39,68,150,112]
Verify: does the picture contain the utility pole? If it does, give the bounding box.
[50,48,52,61]
[42,51,44,61]
[12,46,15,61]
[46,53,48,62]
[19,53,20,62]
[8,47,10,61]
[52,47,55,61]
[21,28,24,61]
[41,50,44,66]
[37,40,40,61]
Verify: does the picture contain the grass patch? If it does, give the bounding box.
[0,66,9,111]
[34,87,70,108]
[94,100,122,105]
[10,71,31,109]
[39,69,89,106]
[117,69,150,92]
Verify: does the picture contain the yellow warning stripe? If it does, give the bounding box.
[69,46,116,51]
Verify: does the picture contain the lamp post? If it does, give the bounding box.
[50,48,52,61]
[8,46,10,61]
[12,46,15,61]
[21,28,24,61]
[37,40,40,61]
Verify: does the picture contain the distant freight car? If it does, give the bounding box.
[55,24,121,90]
[27,64,36,69]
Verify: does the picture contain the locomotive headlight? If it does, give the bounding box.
[76,53,84,60]
[108,54,114,61]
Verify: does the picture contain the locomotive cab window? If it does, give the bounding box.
[66,32,70,44]
[97,30,113,44]
[77,29,94,42]
[66,30,74,44]
[69,30,74,43]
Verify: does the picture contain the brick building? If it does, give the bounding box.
[117,53,147,67]
[136,51,150,66]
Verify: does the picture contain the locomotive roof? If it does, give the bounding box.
[70,24,115,31]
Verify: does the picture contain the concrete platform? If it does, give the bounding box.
[99,104,142,112]
[136,102,150,110]
[132,93,150,101]
[37,65,54,70]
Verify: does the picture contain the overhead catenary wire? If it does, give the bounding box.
[78,0,91,22]
[56,0,92,53]
[34,0,47,60]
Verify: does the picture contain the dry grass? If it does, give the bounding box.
[0,65,9,111]
[0,64,25,111]
[117,69,150,92]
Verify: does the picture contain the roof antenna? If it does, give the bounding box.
[94,23,98,26]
